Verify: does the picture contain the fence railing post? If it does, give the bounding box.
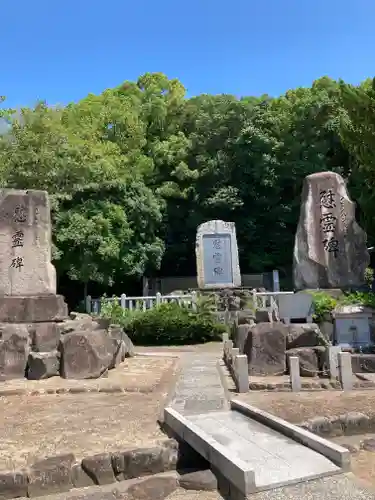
[272,269,280,292]
[85,295,91,314]
[156,292,161,307]
[120,293,126,310]
[191,291,197,311]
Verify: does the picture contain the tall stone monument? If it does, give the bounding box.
[293,171,369,290]
[0,189,68,380]
[195,220,241,289]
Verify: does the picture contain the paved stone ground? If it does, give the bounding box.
[169,352,229,415]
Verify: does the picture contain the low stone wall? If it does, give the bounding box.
[0,438,217,499]
[248,377,375,391]
[300,411,375,438]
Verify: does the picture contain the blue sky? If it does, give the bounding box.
[2,0,375,108]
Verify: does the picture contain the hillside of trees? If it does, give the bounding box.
[1,74,374,304]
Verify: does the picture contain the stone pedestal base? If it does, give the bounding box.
[0,294,68,380]
[0,294,68,323]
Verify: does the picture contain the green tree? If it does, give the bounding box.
[339,77,375,241]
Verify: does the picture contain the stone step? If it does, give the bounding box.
[164,407,345,497]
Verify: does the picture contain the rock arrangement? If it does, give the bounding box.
[233,319,329,377]
[0,312,134,381]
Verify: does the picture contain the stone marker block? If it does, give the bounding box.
[0,295,68,323]
[195,219,241,289]
[328,346,341,379]
[0,189,56,295]
[289,356,301,392]
[0,324,30,380]
[338,351,353,390]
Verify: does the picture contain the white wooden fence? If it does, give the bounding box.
[86,292,197,315]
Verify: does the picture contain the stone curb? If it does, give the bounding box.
[0,386,158,397]
[0,439,182,499]
[248,378,375,392]
[15,469,220,500]
[0,358,179,399]
[17,471,180,500]
[299,411,375,438]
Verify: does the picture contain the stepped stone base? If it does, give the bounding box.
[0,295,68,323]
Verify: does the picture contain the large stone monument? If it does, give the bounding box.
[0,189,134,381]
[195,220,241,289]
[0,189,68,380]
[293,171,369,290]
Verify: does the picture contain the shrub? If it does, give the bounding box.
[365,267,374,288]
[309,290,375,323]
[100,296,143,329]
[309,291,338,323]
[124,302,226,345]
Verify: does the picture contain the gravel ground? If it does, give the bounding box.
[0,356,179,470]
[235,390,375,423]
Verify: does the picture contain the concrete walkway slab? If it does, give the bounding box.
[189,411,340,490]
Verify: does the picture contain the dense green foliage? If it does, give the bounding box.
[310,291,375,323]
[100,299,225,345]
[1,73,375,299]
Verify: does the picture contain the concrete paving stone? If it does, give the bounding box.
[188,412,339,489]
[248,473,375,499]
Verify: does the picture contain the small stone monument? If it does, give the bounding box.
[0,189,68,380]
[293,171,369,290]
[195,220,241,289]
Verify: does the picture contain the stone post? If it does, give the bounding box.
[232,347,240,359]
[234,355,249,393]
[338,351,353,390]
[289,356,301,392]
[223,339,233,363]
[328,346,341,379]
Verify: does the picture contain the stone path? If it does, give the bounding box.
[169,352,229,414]
[166,349,375,499]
